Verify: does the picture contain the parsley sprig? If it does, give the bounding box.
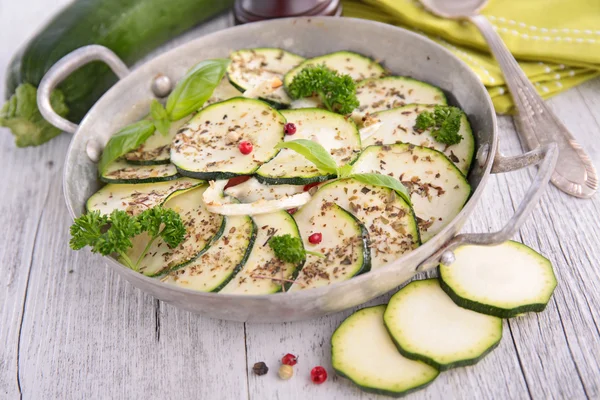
[274,139,412,205]
[414,105,463,145]
[268,234,324,264]
[287,64,359,115]
[69,207,185,271]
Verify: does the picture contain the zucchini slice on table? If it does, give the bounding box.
[352,77,447,122]
[124,117,191,165]
[86,177,203,216]
[351,144,471,242]
[227,48,305,107]
[127,185,226,277]
[255,109,362,185]
[289,202,370,291]
[170,98,286,180]
[361,104,475,175]
[332,305,439,397]
[204,77,243,107]
[161,213,256,292]
[219,210,305,294]
[100,160,178,184]
[284,51,385,87]
[384,279,502,371]
[310,179,420,269]
[224,177,305,203]
[439,241,557,318]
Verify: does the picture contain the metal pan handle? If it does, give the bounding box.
[37,45,130,134]
[418,142,558,271]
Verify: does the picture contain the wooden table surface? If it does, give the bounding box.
[1,2,599,399]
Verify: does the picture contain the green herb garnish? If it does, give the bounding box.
[414,105,463,145]
[268,234,324,264]
[288,64,359,114]
[275,140,412,205]
[97,58,229,173]
[69,206,185,271]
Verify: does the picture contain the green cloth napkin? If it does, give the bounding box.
[342,0,600,114]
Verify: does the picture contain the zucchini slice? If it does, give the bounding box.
[204,77,243,107]
[219,210,305,294]
[224,177,305,202]
[384,279,502,370]
[351,144,471,242]
[161,214,257,292]
[284,51,385,88]
[170,98,286,180]
[310,179,419,269]
[332,305,439,397]
[227,48,305,107]
[100,160,178,184]
[86,177,203,216]
[361,104,475,175]
[126,185,226,277]
[289,201,370,291]
[352,77,447,123]
[255,109,362,185]
[439,241,557,318]
[124,117,191,165]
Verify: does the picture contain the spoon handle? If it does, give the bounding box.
[469,14,597,198]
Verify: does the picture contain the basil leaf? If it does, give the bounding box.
[166,59,229,121]
[351,173,412,206]
[337,164,354,179]
[150,99,171,135]
[98,120,156,173]
[276,139,338,174]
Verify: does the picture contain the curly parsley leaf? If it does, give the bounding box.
[414,105,463,145]
[288,64,359,114]
[269,234,306,264]
[69,206,186,271]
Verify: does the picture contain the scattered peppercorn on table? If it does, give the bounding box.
[1,3,600,399]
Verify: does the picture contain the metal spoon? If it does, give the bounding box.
[419,0,597,198]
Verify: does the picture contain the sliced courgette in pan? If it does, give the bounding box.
[170,98,286,180]
[86,177,203,216]
[219,210,305,294]
[227,48,304,107]
[332,305,439,397]
[255,108,362,185]
[100,160,178,184]
[284,51,385,88]
[361,104,474,175]
[384,279,502,371]
[351,144,471,242]
[124,117,191,165]
[289,201,370,291]
[224,177,305,203]
[439,241,557,318]
[126,185,226,277]
[204,77,243,107]
[310,179,420,269]
[161,213,257,291]
[352,77,447,122]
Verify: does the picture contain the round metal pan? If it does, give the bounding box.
[38,17,557,322]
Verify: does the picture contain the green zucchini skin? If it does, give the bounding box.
[254,173,336,186]
[387,328,502,371]
[5,0,233,122]
[333,368,437,398]
[99,174,180,185]
[438,275,551,318]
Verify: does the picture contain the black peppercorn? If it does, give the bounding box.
[252,361,269,376]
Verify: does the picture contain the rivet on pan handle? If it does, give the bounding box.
[417,142,558,272]
[37,45,130,135]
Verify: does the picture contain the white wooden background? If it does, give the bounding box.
[1,1,599,399]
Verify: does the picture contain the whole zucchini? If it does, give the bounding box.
[1,0,233,147]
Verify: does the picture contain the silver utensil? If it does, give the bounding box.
[419,0,597,198]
